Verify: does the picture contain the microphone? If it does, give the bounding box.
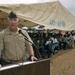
[18,30,43,59]
[18,30,28,39]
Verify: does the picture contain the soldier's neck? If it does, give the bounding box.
[10,28,17,32]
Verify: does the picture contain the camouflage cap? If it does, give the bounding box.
[8,11,18,18]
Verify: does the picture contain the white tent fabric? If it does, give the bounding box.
[0,1,75,31]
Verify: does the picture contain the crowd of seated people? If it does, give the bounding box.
[28,30,75,59]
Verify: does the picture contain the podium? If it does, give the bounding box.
[0,58,50,75]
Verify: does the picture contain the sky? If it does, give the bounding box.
[0,0,75,16]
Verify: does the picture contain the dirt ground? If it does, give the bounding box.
[50,48,75,75]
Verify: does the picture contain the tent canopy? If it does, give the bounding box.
[0,1,75,31]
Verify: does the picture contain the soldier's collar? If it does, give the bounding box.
[5,27,20,35]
